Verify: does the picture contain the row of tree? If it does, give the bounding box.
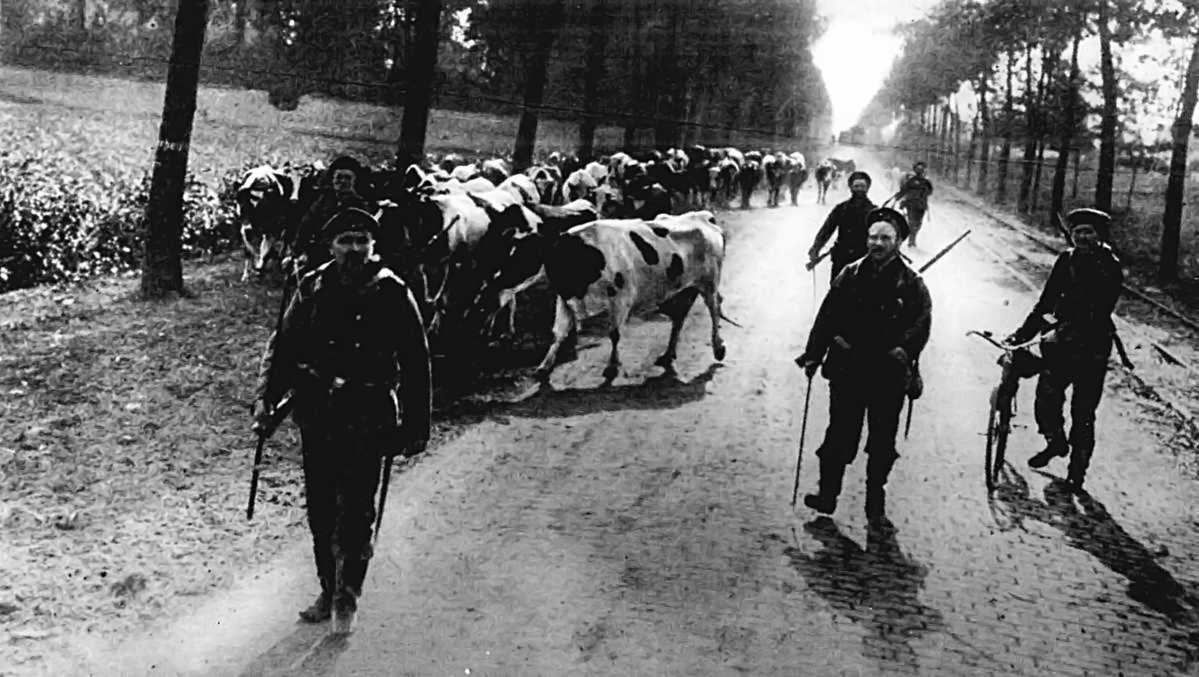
[857,0,1199,281]
[132,0,832,296]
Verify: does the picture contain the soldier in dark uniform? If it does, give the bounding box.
[796,207,932,526]
[807,171,877,282]
[287,155,374,275]
[895,162,933,248]
[1006,207,1123,493]
[253,207,432,635]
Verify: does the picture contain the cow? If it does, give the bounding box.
[584,160,610,186]
[561,167,599,203]
[827,157,857,185]
[814,159,836,205]
[763,153,787,208]
[235,165,297,282]
[714,157,740,207]
[786,152,808,205]
[480,157,511,186]
[738,151,763,209]
[450,163,482,183]
[528,165,562,205]
[531,210,729,383]
[499,173,541,206]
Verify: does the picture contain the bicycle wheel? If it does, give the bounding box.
[985,388,1001,492]
[986,388,1015,492]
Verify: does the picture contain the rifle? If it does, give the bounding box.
[917,229,972,274]
[246,265,301,521]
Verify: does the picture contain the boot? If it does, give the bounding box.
[865,486,886,525]
[865,452,897,527]
[331,594,357,635]
[298,591,332,623]
[1028,434,1068,469]
[803,456,846,515]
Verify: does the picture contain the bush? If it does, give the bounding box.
[0,150,243,294]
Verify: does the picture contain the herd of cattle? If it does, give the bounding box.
[235,146,858,381]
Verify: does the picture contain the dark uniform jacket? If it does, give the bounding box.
[898,175,933,212]
[811,195,877,268]
[257,259,432,449]
[802,255,932,387]
[1012,244,1123,361]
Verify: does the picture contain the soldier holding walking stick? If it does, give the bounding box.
[794,207,931,528]
[252,207,432,636]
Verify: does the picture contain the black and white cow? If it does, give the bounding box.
[786,152,809,206]
[235,165,298,282]
[532,210,729,383]
[763,153,787,208]
[814,159,836,205]
[738,151,763,209]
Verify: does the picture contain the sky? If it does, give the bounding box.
[812,0,940,134]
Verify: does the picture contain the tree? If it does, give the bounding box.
[576,0,609,160]
[396,0,443,169]
[1094,0,1118,211]
[1159,32,1199,281]
[1050,26,1083,223]
[141,0,210,299]
[511,0,566,172]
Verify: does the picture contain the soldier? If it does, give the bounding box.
[807,170,877,283]
[253,207,432,635]
[1006,207,1123,493]
[894,161,933,248]
[287,155,374,275]
[795,207,932,526]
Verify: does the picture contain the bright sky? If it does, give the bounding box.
[812,0,940,134]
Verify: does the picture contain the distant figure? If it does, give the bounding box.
[894,161,933,248]
[808,171,876,283]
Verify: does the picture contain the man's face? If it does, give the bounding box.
[913,164,926,177]
[1071,223,1099,250]
[867,221,900,262]
[330,230,374,272]
[331,169,357,196]
[850,179,869,196]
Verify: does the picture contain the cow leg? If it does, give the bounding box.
[534,297,578,382]
[702,287,726,362]
[241,257,253,282]
[655,288,700,372]
[602,296,634,383]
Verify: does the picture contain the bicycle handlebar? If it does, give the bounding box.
[967,329,1045,352]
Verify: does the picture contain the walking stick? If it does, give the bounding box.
[903,397,914,439]
[791,372,814,506]
[373,454,395,546]
[246,433,268,520]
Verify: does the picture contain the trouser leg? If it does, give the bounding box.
[864,388,905,518]
[300,425,337,597]
[1067,361,1108,484]
[813,384,867,501]
[1034,366,1070,445]
[333,433,383,603]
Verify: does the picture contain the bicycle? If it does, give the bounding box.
[967,329,1046,493]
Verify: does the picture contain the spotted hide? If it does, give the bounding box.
[534,210,728,382]
[236,165,297,282]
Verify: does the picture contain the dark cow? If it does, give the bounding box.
[480,157,511,186]
[738,151,763,209]
[533,210,729,382]
[235,165,298,282]
[827,157,857,186]
[814,159,836,205]
[786,152,809,205]
[763,153,788,208]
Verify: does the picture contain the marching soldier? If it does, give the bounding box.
[288,155,374,275]
[1006,207,1123,493]
[795,207,932,526]
[894,161,934,248]
[253,207,432,635]
[807,171,877,282]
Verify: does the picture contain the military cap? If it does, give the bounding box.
[319,207,380,242]
[847,170,872,188]
[866,206,910,240]
[1065,207,1111,232]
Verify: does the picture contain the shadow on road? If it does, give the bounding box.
[438,362,724,422]
[237,623,351,677]
[989,467,1199,669]
[784,517,949,672]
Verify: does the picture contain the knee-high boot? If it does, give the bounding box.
[865,453,898,521]
[805,454,848,514]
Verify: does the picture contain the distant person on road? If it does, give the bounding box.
[796,207,932,527]
[288,155,373,276]
[894,162,933,248]
[1005,208,1123,493]
[808,171,877,283]
[254,208,432,635]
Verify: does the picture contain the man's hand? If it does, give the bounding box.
[794,355,819,378]
[805,249,820,270]
[250,400,274,435]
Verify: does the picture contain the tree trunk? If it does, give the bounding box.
[1032,137,1047,212]
[977,71,991,196]
[233,0,249,45]
[939,104,951,176]
[1050,31,1082,225]
[395,0,442,170]
[1018,44,1040,213]
[966,107,979,187]
[512,0,567,172]
[1126,144,1139,212]
[952,103,962,183]
[1160,33,1199,281]
[622,0,643,152]
[140,0,210,300]
[1095,0,1118,212]
[75,0,88,32]
[997,50,1015,203]
[1071,147,1081,198]
[576,0,609,161]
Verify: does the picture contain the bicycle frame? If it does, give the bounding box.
[968,330,1046,492]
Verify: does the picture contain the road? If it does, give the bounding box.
[58,154,1199,676]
